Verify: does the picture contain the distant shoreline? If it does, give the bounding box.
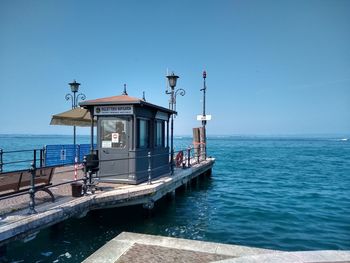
[0,133,349,139]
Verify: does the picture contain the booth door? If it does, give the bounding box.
[99,117,130,181]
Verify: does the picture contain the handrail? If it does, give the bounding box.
[2,159,37,165]
[0,145,205,172]
[0,144,97,173]
[1,149,43,154]
[0,148,45,173]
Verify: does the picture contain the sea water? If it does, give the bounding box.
[0,135,349,262]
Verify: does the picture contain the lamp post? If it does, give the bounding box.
[200,71,207,160]
[65,80,86,156]
[166,72,185,175]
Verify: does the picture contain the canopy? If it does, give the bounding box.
[50,107,95,127]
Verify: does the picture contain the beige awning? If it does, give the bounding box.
[50,107,95,127]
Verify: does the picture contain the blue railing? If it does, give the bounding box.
[45,144,96,166]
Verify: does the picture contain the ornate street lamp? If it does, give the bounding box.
[65,80,86,156]
[166,72,185,175]
[200,71,207,160]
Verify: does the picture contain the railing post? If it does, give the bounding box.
[39,148,43,169]
[187,147,191,167]
[28,162,37,214]
[170,149,174,176]
[83,156,88,195]
[197,145,200,164]
[77,144,81,163]
[33,149,37,168]
[43,146,47,167]
[148,151,152,185]
[0,148,3,173]
[88,170,93,194]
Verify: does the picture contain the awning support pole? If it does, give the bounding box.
[90,108,94,153]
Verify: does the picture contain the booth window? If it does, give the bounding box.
[138,119,149,148]
[155,120,164,147]
[100,119,127,149]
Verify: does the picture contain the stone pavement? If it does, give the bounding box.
[116,243,232,263]
[83,232,350,263]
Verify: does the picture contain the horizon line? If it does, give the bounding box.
[0,132,349,138]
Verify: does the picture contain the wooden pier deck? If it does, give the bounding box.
[0,158,215,246]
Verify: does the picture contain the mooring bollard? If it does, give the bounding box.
[148,151,152,185]
[28,162,37,214]
[187,147,191,167]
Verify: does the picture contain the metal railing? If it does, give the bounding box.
[0,145,209,214]
[0,148,45,173]
[0,144,96,173]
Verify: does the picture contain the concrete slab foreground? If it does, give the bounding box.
[83,232,350,263]
[115,243,232,263]
[82,232,276,263]
[213,250,350,263]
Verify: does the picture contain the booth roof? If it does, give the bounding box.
[80,94,176,114]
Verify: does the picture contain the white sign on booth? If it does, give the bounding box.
[111,133,120,143]
[94,105,133,115]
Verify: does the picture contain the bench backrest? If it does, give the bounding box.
[20,167,55,189]
[0,167,55,194]
[0,171,23,192]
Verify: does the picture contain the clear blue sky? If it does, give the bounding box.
[0,0,349,136]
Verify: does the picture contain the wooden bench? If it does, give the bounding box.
[0,167,55,201]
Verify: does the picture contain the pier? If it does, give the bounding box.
[0,158,214,246]
[0,87,214,248]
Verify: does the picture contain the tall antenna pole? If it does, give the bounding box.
[201,70,207,160]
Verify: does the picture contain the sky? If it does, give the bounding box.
[0,0,349,136]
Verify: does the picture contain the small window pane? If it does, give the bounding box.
[139,119,149,148]
[101,119,127,149]
[155,121,164,147]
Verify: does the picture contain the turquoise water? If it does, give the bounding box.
[1,135,350,262]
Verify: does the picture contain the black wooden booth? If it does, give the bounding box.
[80,93,174,184]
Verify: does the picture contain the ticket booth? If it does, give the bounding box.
[80,93,174,184]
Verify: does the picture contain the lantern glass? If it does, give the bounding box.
[167,73,179,89]
[69,80,80,93]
